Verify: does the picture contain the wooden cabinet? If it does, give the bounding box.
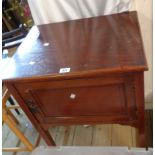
[2,11,148,147]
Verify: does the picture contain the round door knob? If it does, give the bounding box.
[70,93,76,99]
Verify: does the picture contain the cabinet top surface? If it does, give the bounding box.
[2,11,147,82]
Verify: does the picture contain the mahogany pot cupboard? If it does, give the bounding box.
[2,11,148,147]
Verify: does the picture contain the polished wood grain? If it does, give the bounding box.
[2,11,147,82]
[2,11,147,147]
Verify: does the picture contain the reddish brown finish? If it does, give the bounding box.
[14,74,136,122]
[134,72,146,147]
[2,11,147,81]
[2,11,147,147]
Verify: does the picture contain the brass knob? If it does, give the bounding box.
[25,100,39,113]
